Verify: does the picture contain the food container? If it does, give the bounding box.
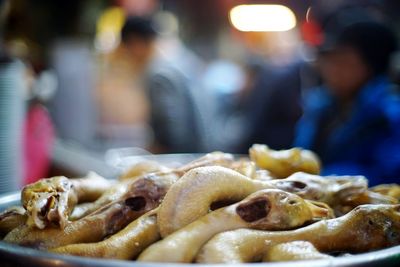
[1,154,399,267]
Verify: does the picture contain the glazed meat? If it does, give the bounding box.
[21,173,112,229]
[197,204,400,263]
[1,145,399,264]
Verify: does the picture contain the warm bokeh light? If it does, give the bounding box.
[229,4,296,32]
[94,7,126,53]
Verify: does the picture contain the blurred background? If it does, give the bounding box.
[1,0,400,192]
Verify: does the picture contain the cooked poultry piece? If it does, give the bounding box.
[61,152,234,222]
[119,161,171,181]
[229,159,256,178]
[7,153,232,247]
[197,204,400,263]
[253,170,274,181]
[0,206,27,237]
[174,151,234,174]
[69,202,94,219]
[22,172,112,229]
[157,166,269,237]
[5,199,146,250]
[334,190,398,215]
[158,166,368,237]
[276,172,397,215]
[138,189,332,263]
[5,174,172,250]
[371,184,400,201]
[71,172,114,203]
[51,209,159,259]
[22,176,75,229]
[262,241,333,262]
[249,144,320,178]
[276,172,367,203]
[69,172,178,221]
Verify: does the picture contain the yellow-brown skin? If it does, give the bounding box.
[3,154,233,249]
[157,166,271,237]
[69,180,132,221]
[196,204,400,263]
[262,241,333,262]
[70,152,233,221]
[253,169,274,181]
[274,172,396,216]
[277,172,367,204]
[22,176,76,229]
[69,172,178,221]
[371,184,400,201]
[4,176,170,250]
[21,173,112,229]
[174,152,234,174]
[335,190,398,215]
[71,172,113,203]
[229,159,257,178]
[138,189,332,263]
[0,206,27,237]
[249,144,321,178]
[50,209,160,260]
[5,201,143,250]
[264,172,396,215]
[157,166,368,237]
[119,161,171,181]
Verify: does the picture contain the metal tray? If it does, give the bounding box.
[1,153,400,267]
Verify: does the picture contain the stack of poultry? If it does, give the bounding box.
[1,144,399,263]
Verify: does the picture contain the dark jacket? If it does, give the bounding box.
[294,76,400,185]
[146,60,208,153]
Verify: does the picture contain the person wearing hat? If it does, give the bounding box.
[97,16,208,153]
[294,18,400,185]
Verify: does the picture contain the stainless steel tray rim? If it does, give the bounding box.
[0,240,399,267]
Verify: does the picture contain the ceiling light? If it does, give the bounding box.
[229,4,296,32]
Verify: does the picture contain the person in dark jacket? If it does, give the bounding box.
[294,19,400,185]
[120,16,208,153]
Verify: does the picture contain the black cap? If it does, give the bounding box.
[317,7,398,75]
[121,16,157,43]
[318,7,374,52]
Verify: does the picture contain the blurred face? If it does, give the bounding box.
[124,36,156,69]
[318,46,372,100]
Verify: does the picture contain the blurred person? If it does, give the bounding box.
[225,39,319,153]
[145,13,210,153]
[235,59,313,153]
[150,11,213,152]
[100,16,209,153]
[96,16,153,150]
[208,11,319,153]
[294,18,400,185]
[200,58,246,152]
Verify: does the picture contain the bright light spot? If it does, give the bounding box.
[229,5,296,32]
[95,7,126,53]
